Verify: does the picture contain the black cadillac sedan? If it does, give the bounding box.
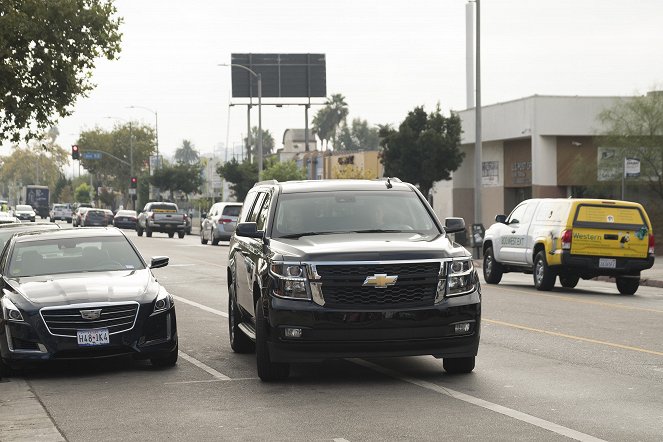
[0,228,177,375]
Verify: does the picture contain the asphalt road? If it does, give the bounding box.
[4,227,663,441]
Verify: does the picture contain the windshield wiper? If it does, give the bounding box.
[279,231,346,239]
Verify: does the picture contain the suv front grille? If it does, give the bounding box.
[41,303,139,337]
[315,262,440,308]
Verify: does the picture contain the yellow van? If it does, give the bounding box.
[482,198,655,295]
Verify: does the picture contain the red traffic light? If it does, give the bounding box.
[130,176,138,188]
[71,145,80,160]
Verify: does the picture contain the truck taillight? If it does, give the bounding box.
[649,234,655,255]
[561,229,572,250]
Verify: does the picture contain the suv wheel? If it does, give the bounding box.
[443,356,475,374]
[616,276,639,295]
[533,251,556,291]
[483,247,503,284]
[211,229,220,246]
[228,281,255,353]
[200,230,208,244]
[255,298,289,381]
[559,273,579,288]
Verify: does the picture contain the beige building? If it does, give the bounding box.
[277,129,317,163]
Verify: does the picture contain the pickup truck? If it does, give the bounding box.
[136,202,186,238]
[50,203,73,223]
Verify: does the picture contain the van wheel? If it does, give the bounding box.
[559,273,579,288]
[200,230,208,244]
[483,247,503,284]
[616,277,639,295]
[255,298,289,381]
[533,251,556,291]
[211,229,220,246]
[443,356,475,374]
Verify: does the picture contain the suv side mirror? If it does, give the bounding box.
[495,214,507,224]
[444,217,466,233]
[235,222,264,239]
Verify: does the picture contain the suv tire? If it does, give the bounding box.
[255,298,289,381]
[616,276,639,295]
[228,280,255,353]
[559,273,579,288]
[483,247,503,284]
[533,251,556,291]
[200,231,208,244]
[443,356,475,374]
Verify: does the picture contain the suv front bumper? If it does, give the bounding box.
[265,292,481,363]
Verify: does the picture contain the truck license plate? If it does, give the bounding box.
[599,258,616,268]
[77,328,110,346]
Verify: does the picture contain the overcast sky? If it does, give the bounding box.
[16,0,663,163]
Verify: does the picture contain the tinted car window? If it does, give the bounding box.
[239,192,258,223]
[248,193,266,223]
[255,194,271,231]
[222,205,242,217]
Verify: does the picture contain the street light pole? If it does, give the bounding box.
[218,63,263,180]
[128,105,159,169]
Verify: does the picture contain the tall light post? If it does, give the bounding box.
[106,116,134,209]
[128,105,159,170]
[218,63,263,180]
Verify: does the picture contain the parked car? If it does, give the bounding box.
[136,202,186,238]
[72,207,91,227]
[113,210,138,229]
[50,203,73,223]
[200,202,243,245]
[482,198,655,294]
[14,205,36,222]
[0,227,177,375]
[227,179,480,381]
[80,209,108,227]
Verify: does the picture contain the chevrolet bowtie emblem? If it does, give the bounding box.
[362,273,398,289]
[80,309,102,320]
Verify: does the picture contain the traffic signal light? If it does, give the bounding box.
[130,176,137,188]
[71,145,80,160]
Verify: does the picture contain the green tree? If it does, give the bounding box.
[174,139,200,165]
[0,142,69,196]
[338,118,380,151]
[244,127,275,162]
[379,105,464,198]
[74,183,92,204]
[0,0,122,143]
[312,107,334,151]
[262,160,306,181]
[149,163,203,201]
[216,159,258,201]
[598,91,663,200]
[312,93,349,150]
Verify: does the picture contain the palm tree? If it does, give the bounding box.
[175,139,200,165]
[243,127,275,162]
[312,93,349,151]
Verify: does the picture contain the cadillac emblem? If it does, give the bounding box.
[80,309,102,320]
[362,273,398,289]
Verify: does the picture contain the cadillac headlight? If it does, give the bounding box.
[153,289,174,314]
[446,259,476,297]
[270,263,310,300]
[2,297,25,322]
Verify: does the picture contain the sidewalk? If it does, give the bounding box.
[473,256,663,288]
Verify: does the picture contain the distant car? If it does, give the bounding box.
[0,211,20,225]
[50,203,73,223]
[0,222,60,251]
[0,227,178,376]
[14,205,36,222]
[200,202,243,245]
[72,207,91,227]
[80,209,108,227]
[102,209,115,225]
[113,210,138,229]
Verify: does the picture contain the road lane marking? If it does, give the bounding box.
[167,263,196,267]
[351,359,606,442]
[333,439,351,442]
[165,377,258,385]
[178,351,231,380]
[488,284,663,314]
[172,295,228,318]
[484,318,663,356]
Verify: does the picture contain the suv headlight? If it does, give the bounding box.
[270,263,310,300]
[153,289,174,314]
[2,297,25,322]
[445,258,476,298]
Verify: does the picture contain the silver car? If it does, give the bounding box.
[200,202,242,245]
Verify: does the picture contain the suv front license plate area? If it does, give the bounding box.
[599,258,616,268]
[77,328,110,346]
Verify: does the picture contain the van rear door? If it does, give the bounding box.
[571,203,650,259]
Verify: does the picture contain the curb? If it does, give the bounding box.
[472,260,663,288]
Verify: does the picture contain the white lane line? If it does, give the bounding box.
[165,377,259,385]
[167,263,196,267]
[172,295,228,318]
[350,359,606,442]
[178,351,231,380]
[333,439,351,442]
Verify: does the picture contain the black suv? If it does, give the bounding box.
[227,179,481,381]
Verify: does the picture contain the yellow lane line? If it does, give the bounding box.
[488,284,663,314]
[484,318,663,357]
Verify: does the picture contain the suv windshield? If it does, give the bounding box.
[272,190,439,238]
